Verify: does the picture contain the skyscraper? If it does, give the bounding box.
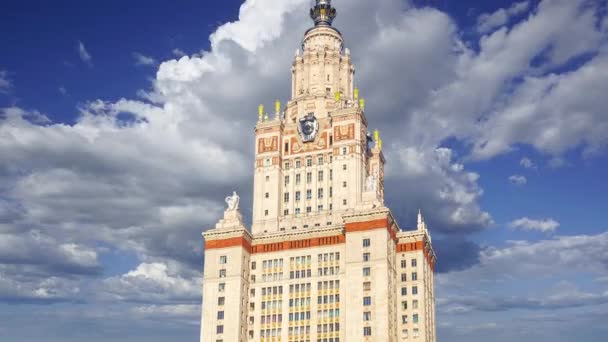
[201,1,436,341]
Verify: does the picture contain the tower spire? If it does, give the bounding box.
[310,0,337,27]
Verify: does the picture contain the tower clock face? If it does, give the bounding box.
[298,113,319,142]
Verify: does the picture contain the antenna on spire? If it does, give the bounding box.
[310,0,337,27]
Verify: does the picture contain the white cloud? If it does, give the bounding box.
[102,262,200,303]
[77,41,93,66]
[509,217,560,233]
[509,174,527,185]
[0,70,11,93]
[477,1,530,34]
[172,48,186,57]
[133,52,157,66]
[58,86,68,95]
[520,157,535,169]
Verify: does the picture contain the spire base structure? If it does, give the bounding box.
[310,0,337,27]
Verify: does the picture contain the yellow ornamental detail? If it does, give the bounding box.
[374,129,379,142]
[275,100,281,114]
[359,98,365,110]
[258,104,264,120]
[354,87,359,100]
[334,91,341,101]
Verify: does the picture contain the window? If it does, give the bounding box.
[284,161,290,170]
[329,169,333,180]
[306,189,312,200]
[296,174,301,184]
[363,281,371,291]
[318,156,324,165]
[342,181,347,188]
[317,188,324,199]
[342,147,347,155]
[296,160,301,168]
[306,158,312,167]
[306,206,312,213]
[306,172,312,183]
[284,192,289,203]
[284,209,289,215]
[413,314,419,324]
[216,325,224,334]
[219,269,226,278]
[412,300,418,309]
[251,275,256,282]
[342,164,347,170]
[413,328,420,337]
[265,192,269,198]
[343,199,347,205]
[401,287,407,296]
[318,205,323,211]
[218,297,225,306]
[218,283,225,292]
[318,170,323,181]
[402,315,408,324]
[363,253,370,262]
[219,256,227,264]
[411,259,417,267]
[363,267,371,277]
[295,208,301,214]
[401,301,407,310]
[296,191,301,201]
[264,210,269,216]
[363,238,371,247]
[363,327,372,336]
[401,273,407,282]
[285,175,290,185]
[363,296,372,306]
[329,186,333,197]
[251,262,256,270]
[412,272,418,281]
[363,311,371,321]
[265,175,269,181]
[401,260,407,268]
[402,329,409,338]
[284,142,289,152]
[412,286,418,295]
[217,311,224,320]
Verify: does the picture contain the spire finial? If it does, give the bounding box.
[417,209,424,230]
[310,0,337,27]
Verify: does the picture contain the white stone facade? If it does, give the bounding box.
[201,2,436,341]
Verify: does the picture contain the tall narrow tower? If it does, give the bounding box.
[201,1,436,341]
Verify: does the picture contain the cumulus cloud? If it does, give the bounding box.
[133,52,157,66]
[102,262,200,303]
[477,1,530,34]
[509,217,559,233]
[508,174,527,185]
[77,40,93,67]
[437,231,608,314]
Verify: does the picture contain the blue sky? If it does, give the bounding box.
[1,0,608,341]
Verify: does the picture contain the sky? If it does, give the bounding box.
[1,0,607,341]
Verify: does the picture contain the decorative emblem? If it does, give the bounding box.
[298,113,319,143]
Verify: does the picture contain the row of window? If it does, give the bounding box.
[400,272,418,282]
[283,156,346,170]
[401,299,419,310]
[283,187,333,202]
[401,314,421,324]
[400,286,419,296]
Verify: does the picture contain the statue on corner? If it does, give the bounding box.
[225,191,240,211]
[365,173,377,192]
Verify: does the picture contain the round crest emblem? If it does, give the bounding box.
[298,113,319,142]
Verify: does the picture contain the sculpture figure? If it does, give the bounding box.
[225,191,240,211]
